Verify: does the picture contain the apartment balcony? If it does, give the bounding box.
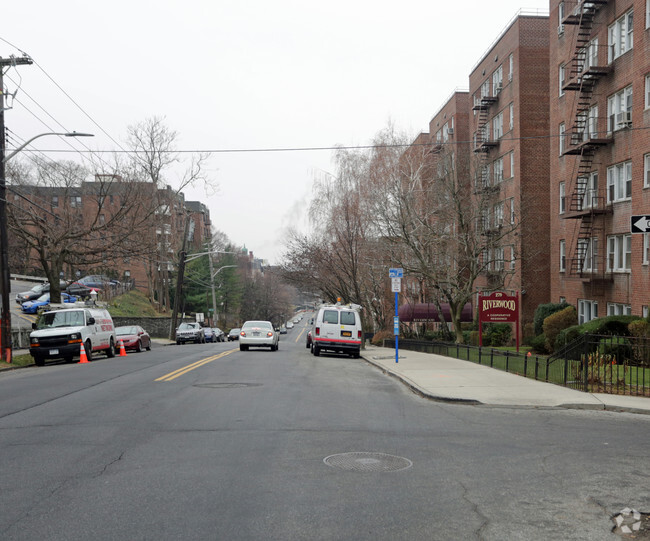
[562,65,612,92]
[562,134,612,155]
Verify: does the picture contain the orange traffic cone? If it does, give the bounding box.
[79,342,89,364]
[119,340,127,357]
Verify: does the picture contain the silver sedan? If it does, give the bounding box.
[239,320,279,351]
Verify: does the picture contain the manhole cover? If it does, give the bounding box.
[323,452,412,472]
[612,508,650,538]
[193,383,262,389]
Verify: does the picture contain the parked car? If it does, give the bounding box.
[65,281,93,299]
[29,306,117,366]
[21,292,76,314]
[204,327,217,343]
[115,325,151,352]
[279,325,287,334]
[238,320,279,351]
[228,328,241,341]
[213,328,226,342]
[15,281,66,304]
[77,274,120,291]
[175,322,206,344]
[286,321,294,329]
[311,303,362,358]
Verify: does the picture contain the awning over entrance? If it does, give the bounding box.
[398,302,473,323]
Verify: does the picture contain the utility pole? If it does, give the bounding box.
[169,212,190,340]
[0,55,33,363]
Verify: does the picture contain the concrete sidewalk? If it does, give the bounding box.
[361,345,650,415]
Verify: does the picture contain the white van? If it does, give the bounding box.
[29,307,117,366]
[311,303,362,358]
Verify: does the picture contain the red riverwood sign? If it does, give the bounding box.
[479,291,520,350]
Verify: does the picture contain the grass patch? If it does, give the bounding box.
[108,290,166,317]
[1,353,34,369]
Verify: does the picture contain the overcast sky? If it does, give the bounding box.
[2,1,549,264]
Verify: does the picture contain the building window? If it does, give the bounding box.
[99,214,105,226]
[607,234,632,271]
[493,157,504,183]
[493,112,503,140]
[559,182,566,214]
[70,196,82,208]
[51,196,58,208]
[644,154,650,188]
[643,233,650,264]
[607,303,632,316]
[578,299,598,324]
[608,9,634,62]
[559,64,565,96]
[509,103,514,131]
[509,152,514,178]
[579,237,598,272]
[494,201,504,227]
[494,247,505,271]
[581,172,598,210]
[607,161,632,202]
[560,239,566,272]
[647,0,650,28]
[559,123,566,155]
[492,66,503,96]
[481,80,490,98]
[510,198,515,224]
[577,105,599,142]
[558,2,565,34]
[644,305,649,318]
[646,75,650,109]
[508,54,514,81]
[510,246,516,270]
[607,86,633,131]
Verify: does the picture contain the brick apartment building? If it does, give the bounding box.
[550,0,650,322]
[8,176,212,309]
[468,13,551,332]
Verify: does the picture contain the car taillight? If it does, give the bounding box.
[315,327,320,336]
[267,332,273,337]
[358,330,362,339]
[240,331,246,337]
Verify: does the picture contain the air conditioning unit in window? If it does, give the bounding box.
[616,111,632,128]
[558,24,564,36]
[494,82,502,95]
[447,127,454,135]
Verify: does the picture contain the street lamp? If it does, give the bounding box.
[0,131,94,363]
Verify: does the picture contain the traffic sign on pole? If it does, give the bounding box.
[391,277,401,292]
[389,268,403,278]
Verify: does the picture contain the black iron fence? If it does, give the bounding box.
[383,335,650,397]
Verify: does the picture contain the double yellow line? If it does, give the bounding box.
[156,348,237,382]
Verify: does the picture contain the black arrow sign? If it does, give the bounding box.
[631,215,650,233]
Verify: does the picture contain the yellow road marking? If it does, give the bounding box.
[295,327,305,343]
[156,348,237,382]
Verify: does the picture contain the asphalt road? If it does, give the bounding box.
[0,318,648,540]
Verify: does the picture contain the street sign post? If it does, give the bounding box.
[389,268,403,363]
[631,215,650,233]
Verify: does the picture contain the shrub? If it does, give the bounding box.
[529,333,548,353]
[482,323,512,347]
[534,302,571,336]
[555,324,583,351]
[371,330,393,346]
[543,306,578,352]
[628,319,650,338]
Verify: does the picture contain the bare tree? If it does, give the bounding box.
[6,158,162,303]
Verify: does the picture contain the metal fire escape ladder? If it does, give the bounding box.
[561,0,611,280]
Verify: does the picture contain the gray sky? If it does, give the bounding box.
[2,1,549,263]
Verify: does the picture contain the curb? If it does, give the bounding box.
[361,354,650,415]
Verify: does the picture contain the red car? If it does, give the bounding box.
[115,325,152,352]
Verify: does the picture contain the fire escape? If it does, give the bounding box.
[560,0,612,283]
[472,82,501,288]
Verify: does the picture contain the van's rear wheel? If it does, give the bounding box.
[313,345,320,356]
